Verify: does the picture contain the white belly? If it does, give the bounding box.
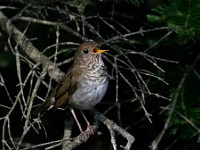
[69,77,108,110]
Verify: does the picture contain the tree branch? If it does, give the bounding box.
[0,10,64,82]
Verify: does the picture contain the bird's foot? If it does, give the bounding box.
[79,131,90,142]
[79,125,95,142]
[87,124,95,135]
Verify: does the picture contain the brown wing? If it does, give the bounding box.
[31,66,81,116]
[54,67,78,108]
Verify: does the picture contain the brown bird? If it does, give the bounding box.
[32,41,109,132]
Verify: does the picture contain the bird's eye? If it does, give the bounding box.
[83,49,89,54]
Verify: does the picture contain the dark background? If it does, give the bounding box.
[1,0,200,149]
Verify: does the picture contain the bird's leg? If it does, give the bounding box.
[80,110,94,134]
[69,107,83,133]
[70,108,92,142]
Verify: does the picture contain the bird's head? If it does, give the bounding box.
[74,41,108,66]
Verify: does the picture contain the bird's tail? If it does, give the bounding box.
[31,96,55,117]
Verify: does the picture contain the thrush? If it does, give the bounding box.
[32,41,109,132]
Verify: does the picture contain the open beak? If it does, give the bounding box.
[93,49,109,54]
[92,45,109,54]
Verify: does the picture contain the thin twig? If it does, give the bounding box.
[150,53,200,150]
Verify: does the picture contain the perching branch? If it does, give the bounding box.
[58,108,135,150]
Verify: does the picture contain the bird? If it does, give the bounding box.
[32,41,109,132]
